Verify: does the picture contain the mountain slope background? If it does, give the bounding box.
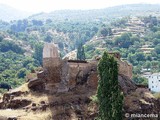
[0,4,32,21]
[0,4,160,90]
[29,4,160,21]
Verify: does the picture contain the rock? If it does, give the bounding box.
[2,93,11,102]
[37,71,46,79]
[40,101,45,104]
[0,101,5,109]
[9,91,27,97]
[7,116,17,120]
[6,99,31,109]
[28,78,45,92]
[32,103,36,107]
[118,74,137,95]
[40,104,47,111]
[31,106,37,111]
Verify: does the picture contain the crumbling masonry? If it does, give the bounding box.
[43,43,132,93]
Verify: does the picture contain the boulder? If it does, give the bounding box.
[28,78,45,92]
[37,71,46,80]
[118,74,137,95]
[0,99,31,109]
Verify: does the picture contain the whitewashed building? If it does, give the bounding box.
[143,73,160,92]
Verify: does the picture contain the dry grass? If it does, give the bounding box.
[153,92,160,99]
[0,109,53,120]
[139,99,151,105]
[144,92,155,99]
[25,93,49,104]
[11,83,29,93]
[18,110,52,120]
[0,109,27,117]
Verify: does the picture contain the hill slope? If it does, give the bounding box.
[29,4,160,22]
[0,4,32,21]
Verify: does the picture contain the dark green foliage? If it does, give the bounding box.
[154,45,160,54]
[32,20,43,26]
[100,28,108,37]
[0,51,38,89]
[0,40,24,54]
[132,75,148,85]
[97,52,123,120]
[77,43,85,60]
[99,27,112,37]
[33,43,44,66]
[44,34,52,43]
[10,19,29,32]
[114,33,133,48]
[16,68,27,78]
[0,35,3,42]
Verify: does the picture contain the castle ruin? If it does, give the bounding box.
[43,43,132,93]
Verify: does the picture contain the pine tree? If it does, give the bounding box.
[77,43,85,60]
[97,51,123,120]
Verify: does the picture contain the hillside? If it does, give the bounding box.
[29,4,160,22]
[0,4,160,119]
[0,4,32,21]
[0,3,159,93]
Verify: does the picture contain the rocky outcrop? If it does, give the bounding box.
[0,91,31,109]
[28,78,45,92]
[118,74,137,95]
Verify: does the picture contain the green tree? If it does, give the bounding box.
[33,43,44,66]
[77,43,85,60]
[44,34,52,43]
[16,68,27,78]
[144,61,151,70]
[114,33,133,48]
[132,75,148,85]
[97,52,123,120]
[100,28,108,37]
[154,45,160,54]
[0,35,3,42]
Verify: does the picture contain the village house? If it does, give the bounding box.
[143,72,160,92]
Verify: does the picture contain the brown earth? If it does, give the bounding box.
[0,73,159,120]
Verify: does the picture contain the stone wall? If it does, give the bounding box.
[42,43,133,93]
[67,61,92,88]
[43,43,59,58]
[43,43,62,84]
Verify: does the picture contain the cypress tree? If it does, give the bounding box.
[97,51,123,120]
[77,43,85,60]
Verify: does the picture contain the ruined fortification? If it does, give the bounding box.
[43,43,132,93]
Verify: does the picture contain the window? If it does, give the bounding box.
[152,81,154,83]
[152,86,154,88]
